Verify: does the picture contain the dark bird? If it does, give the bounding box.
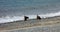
[36,15,41,20]
[24,16,29,21]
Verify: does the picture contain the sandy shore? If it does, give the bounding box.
[0,16,60,32]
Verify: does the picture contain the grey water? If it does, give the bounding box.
[0,0,60,23]
[0,0,60,16]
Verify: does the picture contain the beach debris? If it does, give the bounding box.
[36,15,41,20]
[24,16,29,21]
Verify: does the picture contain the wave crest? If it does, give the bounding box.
[0,11,60,23]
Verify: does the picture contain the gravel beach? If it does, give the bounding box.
[0,16,60,32]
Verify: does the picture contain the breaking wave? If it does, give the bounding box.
[0,11,60,23]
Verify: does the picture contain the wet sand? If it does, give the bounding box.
[0,16,60,32]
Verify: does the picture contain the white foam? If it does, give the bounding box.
[0,11,60,23]
[0,16,24,23]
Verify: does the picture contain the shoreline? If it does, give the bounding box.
[1,23,60,32]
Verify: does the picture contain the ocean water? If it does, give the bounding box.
[0,0,60,23]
